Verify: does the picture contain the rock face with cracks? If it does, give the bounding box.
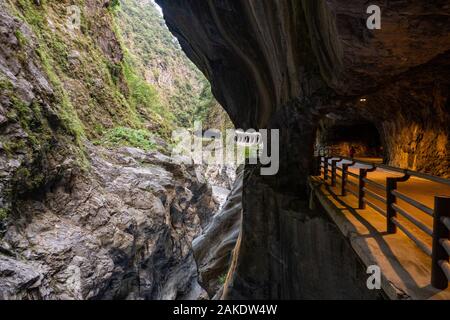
[0,0,230,301]
[0,145,216,300]
[194,166,243,297]
[157,0,450,299]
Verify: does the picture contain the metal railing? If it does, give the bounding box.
[318,156,450,290]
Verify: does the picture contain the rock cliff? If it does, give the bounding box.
[156,0,450,298]
[0,0,222,300]
[0,144,216,300]
[193,166,243,297]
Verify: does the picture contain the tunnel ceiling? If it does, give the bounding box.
[156,0,450,129]
[319,121,381,146]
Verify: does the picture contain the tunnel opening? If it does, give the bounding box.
[316,117,384,161]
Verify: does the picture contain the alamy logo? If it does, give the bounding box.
[367,5,381,30]
[171,122,280,176]
[366,265,381,290]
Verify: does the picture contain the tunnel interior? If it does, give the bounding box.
[316,118,384,159]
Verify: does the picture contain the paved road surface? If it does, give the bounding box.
[324,158,450,248]
[317,158,450,299]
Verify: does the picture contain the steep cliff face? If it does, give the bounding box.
[1,0,449,300]
[0,0,179,219]
[0,0,221,300]
[156,1,324,130]
[116,0,233,130]
[158,0,450,174]
[157,0,450,299]
[0,144,216,299]
[193,166,243,298]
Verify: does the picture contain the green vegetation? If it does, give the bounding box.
[0,209,9,222]
[14,29,27,47]
[14,0,46,28]
[121,51,175,138]
[0,77,13,91]
[116,0,182,125]
[5,0,231,162]
[96,127,156,151]
[192,80,233,130]
[116,0,232,130]
[8,97,46,147]
[244,146,253,159]
[218,273,227,285]
[122,54,159,114]
[13,167,45,191]
[8,0,173,143]
[108,0,121,13]
[35,47,85,143]
[10,0,87,144]
[193,80,216,124]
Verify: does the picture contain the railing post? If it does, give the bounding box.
[316,155,322,176]
[386,178,398,234]
[431,196,450,289]
[331,159,340,187]
[320,156,324,179]
[324,157,329,182]
[341,160,356,196]
[386,173,410,234]
[358,165,376,209]
[359,169,367,209]
[341,164,348,196]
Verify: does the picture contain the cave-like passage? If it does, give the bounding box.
[316,120,384,163]
[315,154,450,295]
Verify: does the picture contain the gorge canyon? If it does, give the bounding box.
[1,0,450,300]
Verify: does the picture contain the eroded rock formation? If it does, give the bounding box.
[0,0,229,301]
[157,0,450,299]
[193,166,243,297]
[0,144,216,300]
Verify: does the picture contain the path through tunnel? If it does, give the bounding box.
[316,117,384,160]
